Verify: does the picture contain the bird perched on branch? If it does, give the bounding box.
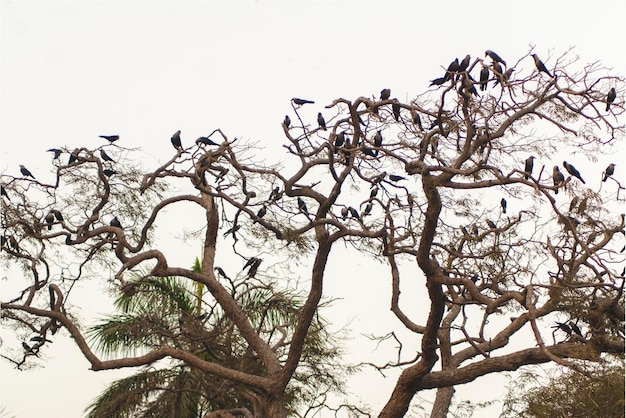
[500,198,507,214]
[1,185,10,201]
[19,165,35,179]
[552,166,565,194]
[103,169,118,177]
[602,163,615,182]
[380,88,391,101]
[444,58,459,81]
[458,54,471,72]
[196,137,219,146]
[297,197,308,215]
[110,217,122,229]
[485,50,506,66]
[100,149,115,162]
[552,321,571,335]
[531,54,552,77]
[569,321,583,337]
[317,113,326,130]
[45,212,55,230]
[563,161,585,184]
[283,115,291,128]
[606,87,616,111]
[171,130,183,151]
[99,135,120,143]
[373,130,383,148]
[388,174,406,182]
[429,77,448,87]
[47,148,63,160]
[392,102,401,121]
[523,156,535,180]
[292,98,315,105]
[479,66,489,91]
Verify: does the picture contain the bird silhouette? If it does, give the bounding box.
[47,148,63,159]
[602,163,615,182]
[45,212,55,230]
[392,102,401,121]
[317,113,326,130]
[569,321,583,337]
[1,185,10,201]
[552,166,565,194]
[373,130,383,148]
[283,115,291,128]
[430,77,448,87]
[531,54,552,77]
[19,165,35,179]
[524,156,535,180]
[606,87,616,111]
[389,174,406,182]
[444,58,459,81]
[99,135,120,143]
[297,197,308,215]
[292,98,315,105]
[500,198,507,214]
[196,137,219,146]
[485,50,506,66]
[380,88,391,101]
[458,54,471,72]
[110,217,122,229]
[479,67,489,91]
[563,161,585,184]
[103,169,118,177]
[100,149,115,162]
[171,130,183,151]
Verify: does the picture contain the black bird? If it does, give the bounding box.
[171,130,183,151]
[362,202,373,217]
[68,149,80,164]
[444,58,460,81]
[255,206,267,220]
[552,321,572,335]
[429,77,448,87]
[283,115,291,128]
[269,186,282,201]
[388,174,406,182]
[19,165,35,179]
[492,62,504,86]
[504,68,515,82]
[334,131,346,148]
[606,87,616,111]
[500,198,507,214]
[317,112,326,130]
[100,149,115,162]
[552,166,565,194]
[47,148,63,159]
[45,212,55,230]
[99,135,120,143]
[524,156,535,180]
[223,225,240,237]
[373,130,383,148]
[486,219,497,229]
[472,224,479,236]
[196,137,219,146]
[103,169,118,177]
[341,207,349,220]
[369,186,379,199]
[242,257,260,272]
[479,67,489,91]
[52,209,63,222]
[458,54,471,72]
[563,161,585,184]
[348,206,360,220]
[380,88,391,101]
[568,196,580,213]
[22,342,36,354]
[531,54,552,77]
[297,197,308,215]
[569,321,583,337]
[410,110,423,131]
[392,102,401,121]
[362,147,377,157]
[602,163,615,182]
[1,185,9,201]
[214,266,230,280]
[292,98,315,105]
[470,274,479,283]
[461,73,479,96]
[485,50,506,66]
[110,216,122,229]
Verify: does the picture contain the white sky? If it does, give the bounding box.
[1,1,625,417]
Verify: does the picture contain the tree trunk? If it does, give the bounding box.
[261,394,287,418]
[431,386,455,418]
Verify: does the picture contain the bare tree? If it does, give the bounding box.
[1,47,624,417]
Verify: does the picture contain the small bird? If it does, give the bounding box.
[569,321,583,337]
[552,321,572,335]
[362,147,377,157]
[411,110,423,130]
[99,135,120,143]
[479,67,489,91]
[524,156,535,180]
[472,224,479,236]
[255,206,267,220]
[51,209,63,222]
[297,197,308,215]
[292,98,315,105]
[470,274,479,283]
[392,102,401,121]
[283,115,291,128]
[45,212,55,230]
[492,61,504,87]
[380,88,391,101]
[171,130,183,151]
[348,206,360,220]
[341,207,349,220]
[196,137,219,146]
[110,216,122,229]
[103,169,118,177]
[444,58,460,81]
[486,219,497,229]
[1,185,9,201]
[569,196,580,212]
[602,163,615,182]
[68,149,80,164]
[223,225,240,237]
[362,202,373,217]
[47,148,63,159]
[19,165,35,179]
[429,77,448,87]
[317,113,326,130]
[485,50,506,66]
[563,161,585,184]
[531,54,552,77]
[22,342,36,354]
[100,149,115,162]
[334,131,346,148]
[214,266,230,280]
[458,54,471,72]
[552,166,565,194]
[369,186,379,199]
[373,130,383,148]
[606,87,616,111]
[500,198,507,214]
[388,174,406,182]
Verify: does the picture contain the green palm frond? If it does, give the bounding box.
[115,276,196,315]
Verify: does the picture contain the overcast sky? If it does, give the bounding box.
[1,1,625,417]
